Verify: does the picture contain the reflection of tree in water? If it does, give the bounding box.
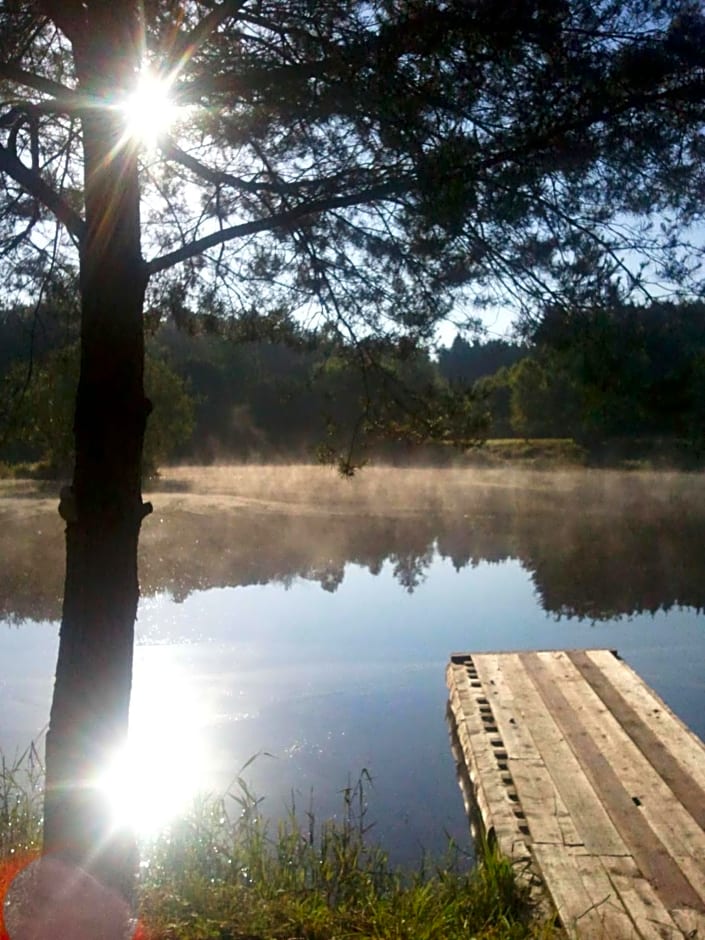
[523,511,705,620]
[437,516,516,571]
[311,562,346,593]
[390,546,435,593]
[2,473,705,622]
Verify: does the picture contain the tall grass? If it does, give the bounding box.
[0,751,555,939]
[0,742,43,858]
[138,772,554,940]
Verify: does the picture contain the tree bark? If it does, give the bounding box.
[43,7,150,898]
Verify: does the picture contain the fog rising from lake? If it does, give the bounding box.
[1,466,704,865]
[3,465,705,623]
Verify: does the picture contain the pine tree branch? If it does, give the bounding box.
[0,144,85,241]
[176,4,480,104]
[0,64,75,101]
[160,139,290,195]
[173,0,250,63]
[0,63,89,115]
[147,178,409,274]
[35,0,87,45]
[161,138,394,199]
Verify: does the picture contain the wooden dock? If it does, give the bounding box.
[446,649,705,939]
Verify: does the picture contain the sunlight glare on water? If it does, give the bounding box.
[98,651,213,835]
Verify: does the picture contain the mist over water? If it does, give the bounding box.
[1,466,704,865]
[4,466,705,622]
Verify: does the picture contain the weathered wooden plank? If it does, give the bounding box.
[544,651,705,906]
[670,906,705,938]
[471,654,539,759]
[574,854,642,940]
[446,660,530,860]
[584,649,705,796]
[532,845,636,939]
[473,653,586,848]
[505,759,584,848]
[603,856,685,940]
[448,650,705,938]
[521,651,705,914]
[530,844,691,939]
[487,653,628,855]
[569,650,705,832]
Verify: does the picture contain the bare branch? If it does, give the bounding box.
[172,0,249,66]
[0,144,85,241]
[147,178,409,274]
[160,138,392,199]
[0,63,78,103]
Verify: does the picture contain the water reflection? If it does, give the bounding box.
[1,468,704,863]
[2,468,705,623]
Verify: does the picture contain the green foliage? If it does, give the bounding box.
[1,344,195,476]
[138,776,548,940]
[474,369,512,439]
[523,300,705,448]
[0,750,552,940]
[438,337,526,387]
[2,346,78,474]
[505,357,578,440]
[6,295,705,470]
[461,300,705,455]
[152,320,491,467]
[0,743,43,859]
[142,356,196,475]
[687,352,705,454]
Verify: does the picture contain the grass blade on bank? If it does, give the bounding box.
[0,750,555,938]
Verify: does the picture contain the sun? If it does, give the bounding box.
[121,68,180,150]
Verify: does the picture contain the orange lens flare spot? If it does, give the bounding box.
[1,854,145,940]
[0,853,39,940]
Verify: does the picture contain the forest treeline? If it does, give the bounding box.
[2,293,705,471]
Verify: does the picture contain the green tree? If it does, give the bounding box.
[3,346,78,473]
[438,336,525,386]
[475,367,514,438]
[141,356,196,472]
[506,355,577,438]
[2,346,195,474]
[1,0,704,898]
[527,300,705,446]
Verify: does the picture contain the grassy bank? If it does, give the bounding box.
[1,755,555,939]
[467,438,587,468]
[2,433,704,481]
[138,776,555,940]
[467,436,705,470]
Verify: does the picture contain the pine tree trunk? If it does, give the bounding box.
[43,16,150,896]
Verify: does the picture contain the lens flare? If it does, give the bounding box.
[121,68,179,149]
[1,854,147,940]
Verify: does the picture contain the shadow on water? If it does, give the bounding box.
[1,466,705,624]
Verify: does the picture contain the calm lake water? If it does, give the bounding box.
[1,466,704,866]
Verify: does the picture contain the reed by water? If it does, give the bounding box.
[0,749,555,939]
